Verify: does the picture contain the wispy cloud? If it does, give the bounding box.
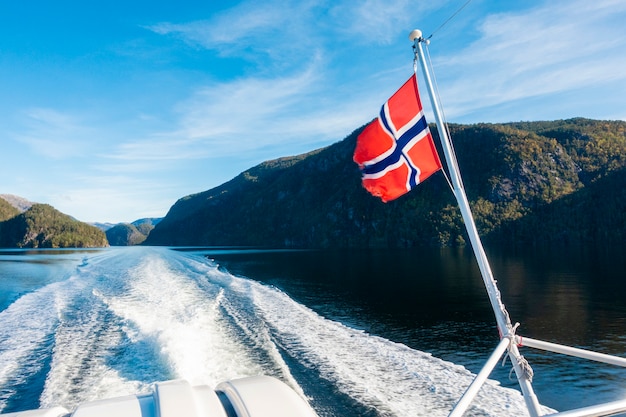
[13,108,96,159]
[179,67,320,140]
[148,6,287,50]
[145,0,326,73]
[47,175,177,222]
[144,0,438,69]
[103,64,361,167]
[434,0,626,120]
[139,0,424,160]
[330,0,440,44]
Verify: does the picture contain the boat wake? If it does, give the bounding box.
[0,247,534,416]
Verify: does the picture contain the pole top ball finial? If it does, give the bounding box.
[408,29,422,41]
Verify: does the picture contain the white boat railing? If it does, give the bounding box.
[448,333,626,417]
[409,29,626,417]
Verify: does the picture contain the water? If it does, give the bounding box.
[0,246,624,416]
[203,246,626,413]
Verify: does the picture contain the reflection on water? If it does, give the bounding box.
[490,246,626,347]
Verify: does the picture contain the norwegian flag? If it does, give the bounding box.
[353,74,442,202]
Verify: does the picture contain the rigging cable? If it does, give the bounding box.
[418,0,474,192]
[426,0,473,40]
[423,42,462,188]
[413,50,453,193]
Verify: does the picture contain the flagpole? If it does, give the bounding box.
[409,29,543,416]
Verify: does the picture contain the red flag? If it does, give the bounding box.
[353,74,442,202]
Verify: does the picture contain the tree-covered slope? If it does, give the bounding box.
[105,223,146,246]
[145,118,626,248]
[0,194,33,213]
[0,203,109,248]
[132,218,162,236]
[105,218,161,246]
[0,198,20,222]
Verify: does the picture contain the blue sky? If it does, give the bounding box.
[1,0,625,223]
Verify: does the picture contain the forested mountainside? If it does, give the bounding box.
[144,118,626,248]
[0,203,108,248]
[0,198,20,222]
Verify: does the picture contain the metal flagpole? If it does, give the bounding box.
[409,29,543,416]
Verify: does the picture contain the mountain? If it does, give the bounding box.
[0,194,34,213]
[0,198,20,222]
[0,195,159,248]
[145,118,626,249]
[105,218,162,246]
[132,218,162,234]
[105,223,146,246]
[490,166,626,245]
[0,203,108,248]
[92,222,117,231]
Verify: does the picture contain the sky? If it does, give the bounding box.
[1,0,625,224]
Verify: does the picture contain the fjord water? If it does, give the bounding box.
[0,247,623,416]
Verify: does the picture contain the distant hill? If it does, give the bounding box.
[106,223,146,246]
[0,195,159,248]
[0,198,20,222]
[145,118,626,248]
[132,218,162,235]
[105,218,162,246]
[0,194,33,213]
[92,222,117,231]
[0,203,108,248]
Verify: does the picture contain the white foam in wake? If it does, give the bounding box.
[38,289,145,410]
[36,249,272,411]
[0,280,71,412]
[1,248,554,416]
[98,252,265,385]
[238,276,549,416]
